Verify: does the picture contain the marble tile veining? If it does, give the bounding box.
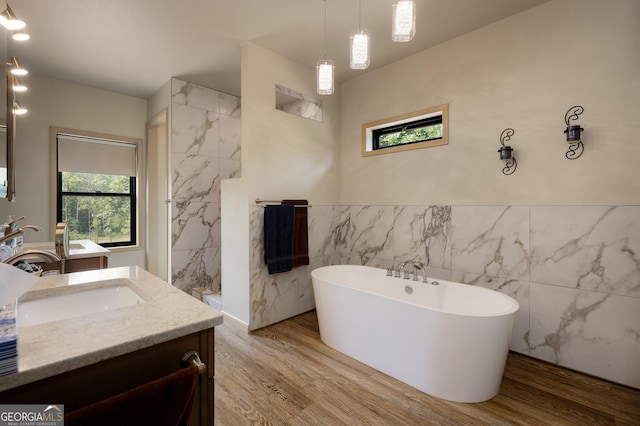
[172,247,220,293]
[220,92,241,118]
[451,206,529,280]
[172,200,220,251]
[531,206,640,297]
[393,205,451,269]
[530,282,640,387]
[172,153,220,203]
[170,78,240,293]
[345,206,395,265]
[172,104,220,157]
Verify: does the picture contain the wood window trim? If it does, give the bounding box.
[362,103,449,157]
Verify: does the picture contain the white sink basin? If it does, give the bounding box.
[18,284,145,326]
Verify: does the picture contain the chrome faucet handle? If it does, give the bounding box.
[386,267,393,276]
[394,265,402,277]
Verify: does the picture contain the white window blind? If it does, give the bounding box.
[57,134,137,176]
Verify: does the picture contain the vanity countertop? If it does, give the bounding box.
[0,266,223,392]
[23,239,111,260]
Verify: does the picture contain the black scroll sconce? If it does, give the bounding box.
[564,105,584,160]
[497,128,517,175]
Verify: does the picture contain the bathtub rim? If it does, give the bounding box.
[311,264,520,318]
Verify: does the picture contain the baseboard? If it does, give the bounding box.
[221,311,249,332]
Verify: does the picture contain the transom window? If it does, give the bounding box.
[362,104,448,156]
[53,128,141,248]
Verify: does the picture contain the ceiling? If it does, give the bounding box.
[9,0,550,99]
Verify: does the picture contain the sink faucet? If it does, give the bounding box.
[0,224,41,246]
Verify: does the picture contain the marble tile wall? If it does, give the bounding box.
[248,205,338,330]
[171,79,241,294]
[332,204,640,388]
[249,203,639,387]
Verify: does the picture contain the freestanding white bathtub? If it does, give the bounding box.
[311,265,519,403]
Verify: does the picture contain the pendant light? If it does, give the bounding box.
[350,0,370,70]
[392,0,416,42]
[317,0,335,95]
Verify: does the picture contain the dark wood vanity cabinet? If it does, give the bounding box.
[0,329,215,426]
[38,255,109,273]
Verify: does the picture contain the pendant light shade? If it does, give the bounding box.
[350,30,370,69]
[350,0,370,70]
[317,0,334,95]
[317,60,335,95]
[392,0,416,42]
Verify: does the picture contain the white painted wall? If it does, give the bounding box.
[339,0,640,206]
[221,178,250,326]
[0,73,147,268]
[242,42,340,205]
[220,42,341,327]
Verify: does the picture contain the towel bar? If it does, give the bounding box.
[255,198,312,208]
[181,350,206,374]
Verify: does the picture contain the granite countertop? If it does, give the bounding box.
[0,266,223,392]
[23,239,111,260]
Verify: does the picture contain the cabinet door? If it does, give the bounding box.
[0,330,214,425]
[39,256,108,274]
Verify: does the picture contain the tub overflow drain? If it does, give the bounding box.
[405,285,413,294]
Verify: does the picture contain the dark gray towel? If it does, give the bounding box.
[264,205,295,274]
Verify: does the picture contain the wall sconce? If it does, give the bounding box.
[9,56,27,76]
[0,3,25,30]
[564,105,584,160]
[13,101,27,115]
[497,128,517,175]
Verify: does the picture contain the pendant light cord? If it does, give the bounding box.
[323,0,327,60]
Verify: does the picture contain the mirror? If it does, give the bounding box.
[275,84,323,122]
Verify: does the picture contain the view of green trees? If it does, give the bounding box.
[378,123,443,148]
[61,172,132,244]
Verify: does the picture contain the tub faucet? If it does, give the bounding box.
[411,262,425,282]
[398,260,424,281]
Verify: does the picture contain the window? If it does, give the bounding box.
[362,104,448,156]
[53,128,141,248]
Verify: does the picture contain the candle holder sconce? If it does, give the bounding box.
[564,105,584,160]
[497,128,517,175]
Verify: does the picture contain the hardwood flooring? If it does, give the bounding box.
[214,311,640,425]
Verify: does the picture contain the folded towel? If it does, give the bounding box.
[282,200,310,268]
[64,365,199,426]
[264,204,295,274]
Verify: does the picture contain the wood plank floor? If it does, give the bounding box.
[214,311,640,425]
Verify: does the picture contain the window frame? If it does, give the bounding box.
[50,127,143,251]
[362,103,449,156]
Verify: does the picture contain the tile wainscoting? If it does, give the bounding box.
[249,204,640,389]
